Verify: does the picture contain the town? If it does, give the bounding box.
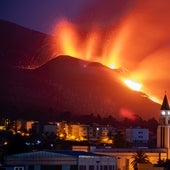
[0,118,151,151]
[0,94,170,170]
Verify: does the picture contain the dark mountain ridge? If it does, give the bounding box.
[0,19,54,68]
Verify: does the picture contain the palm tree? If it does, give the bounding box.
[131,150,150,170]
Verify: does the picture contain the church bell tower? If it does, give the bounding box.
[157,93,170,158]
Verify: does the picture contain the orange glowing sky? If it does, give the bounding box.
[49,0,170,103]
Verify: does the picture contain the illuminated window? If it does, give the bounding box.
[161,111,166,115]
[168,111,170,115]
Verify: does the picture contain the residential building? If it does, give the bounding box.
[65,123,89,141]
[25,120,36,132]
[88,123,113,143]
[57,122,113,143]
[43,123,57,136]
[31,122,42,135]
[126,127,149,147]
[57,121,67,139]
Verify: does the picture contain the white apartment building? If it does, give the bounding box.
[126,127,149,147]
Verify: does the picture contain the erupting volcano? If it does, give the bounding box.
[45,0,170,104]
[50,18,156,103]
[1,0,170,120]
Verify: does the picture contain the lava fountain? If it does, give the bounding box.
[52,18,121,69]
[51,8,167,104]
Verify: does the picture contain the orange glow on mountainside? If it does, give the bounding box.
[149,96,161,104]
[51,4,166,104]
[108,64,116,69]
[120,108,136,120]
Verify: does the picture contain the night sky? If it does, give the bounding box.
[1,0,170,102]
[0,0,133,34]
[0,0,85,33]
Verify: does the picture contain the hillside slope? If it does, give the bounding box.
[1,55,160,120]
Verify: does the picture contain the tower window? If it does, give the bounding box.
[161,111,166,115]
[168,118,170,124]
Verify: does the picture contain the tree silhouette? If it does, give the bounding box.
[131,150,150,170]
[113,131,128,148]
[7,133,28,155]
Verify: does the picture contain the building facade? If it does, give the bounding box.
[157,94,170,159]
[126,127,149,147]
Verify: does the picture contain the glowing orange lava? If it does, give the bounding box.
[52,19,121,68]
[55,20,80,57]
[51,17,161,103]
[108,64,116,69]
[123,79,142,92]
[149,96,160,104]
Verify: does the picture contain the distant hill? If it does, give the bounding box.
[0,20,160,121]
[0,19,55,68]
